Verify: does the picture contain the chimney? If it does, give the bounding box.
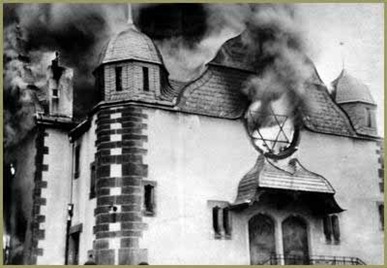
[51,52,64,82]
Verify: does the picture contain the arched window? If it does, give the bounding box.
[249,214,276,265]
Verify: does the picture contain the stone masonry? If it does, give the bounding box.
[93,104,148,264]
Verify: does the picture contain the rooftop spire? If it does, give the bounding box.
[339,41,345,70]
[127,4,133,25]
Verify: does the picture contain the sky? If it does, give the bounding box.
[4,3,385,140]
[297,3,384,135]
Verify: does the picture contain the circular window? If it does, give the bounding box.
[245,107,300,160]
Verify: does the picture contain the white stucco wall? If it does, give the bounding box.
[139,108,383,265]
[298,131,383,264]
[37,128,72,265]
[141,108,258,264]
[71,115,98,264]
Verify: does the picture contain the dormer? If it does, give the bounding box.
[332,70,377,137]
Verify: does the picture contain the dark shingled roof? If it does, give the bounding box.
[234,156,335,206]
[301,81,357,137]
[332,69,376,105]
[176,65,250,119]
[98,25,163,66]
[232,156,343,213]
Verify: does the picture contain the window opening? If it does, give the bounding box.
[52,89,59,98]
[74,145,80,179]
[115,66,122,91]
[223,207,231,237]
[212,206,221,238]
[379,204,384,230]
[144,184,154,214]
[365,107,373,128]
[323,215,340,244]
[89,162,96,199]
[142,67,149,91]
[323,216,332,242]
[331,215,340,243]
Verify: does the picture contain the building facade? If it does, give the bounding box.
[6,22,384,265]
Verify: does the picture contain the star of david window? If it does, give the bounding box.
[245,108,300,160]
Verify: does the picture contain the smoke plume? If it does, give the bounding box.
[4,4,130,151]
[240,4,313,128]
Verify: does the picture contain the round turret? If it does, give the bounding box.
[332,70,376,105]
[94,25,168,103]
[332,70,377,137]
[98,26,163,66]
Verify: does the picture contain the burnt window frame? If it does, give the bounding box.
[142,180,156,216]
[115,66,123,92]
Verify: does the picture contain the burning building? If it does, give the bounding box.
[4,4,384,265]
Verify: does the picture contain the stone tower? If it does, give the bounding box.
[91,22,168,264]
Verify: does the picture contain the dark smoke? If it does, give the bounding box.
[239,4,313,128]
[4,3,128,119]
[4,3,315,154]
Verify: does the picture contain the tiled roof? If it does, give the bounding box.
[232,156,341,212]
[301,80,357,137]
[98,25,163,66]
[332,70,376,105]
[176,65,250,119]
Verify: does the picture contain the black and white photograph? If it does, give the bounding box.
[3,3,384,265]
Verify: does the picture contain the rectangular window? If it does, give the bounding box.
[209,201,232,239]
[323,215,340,244]
[222,207,232,238]
[142,67,149,91]
[52,89,59,98]
[212,206,221,238]
[378,203,384,230]
[89,162,96,199]
[115,66,122,91]
[142,181,156,216]
[74,145,80,179]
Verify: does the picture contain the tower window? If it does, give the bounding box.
[323,215,340,244]
[115,66,122,91]
[142,181,156,216]
[74,145,81,179]
[142,67,149,91]
[365,107,373,128]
